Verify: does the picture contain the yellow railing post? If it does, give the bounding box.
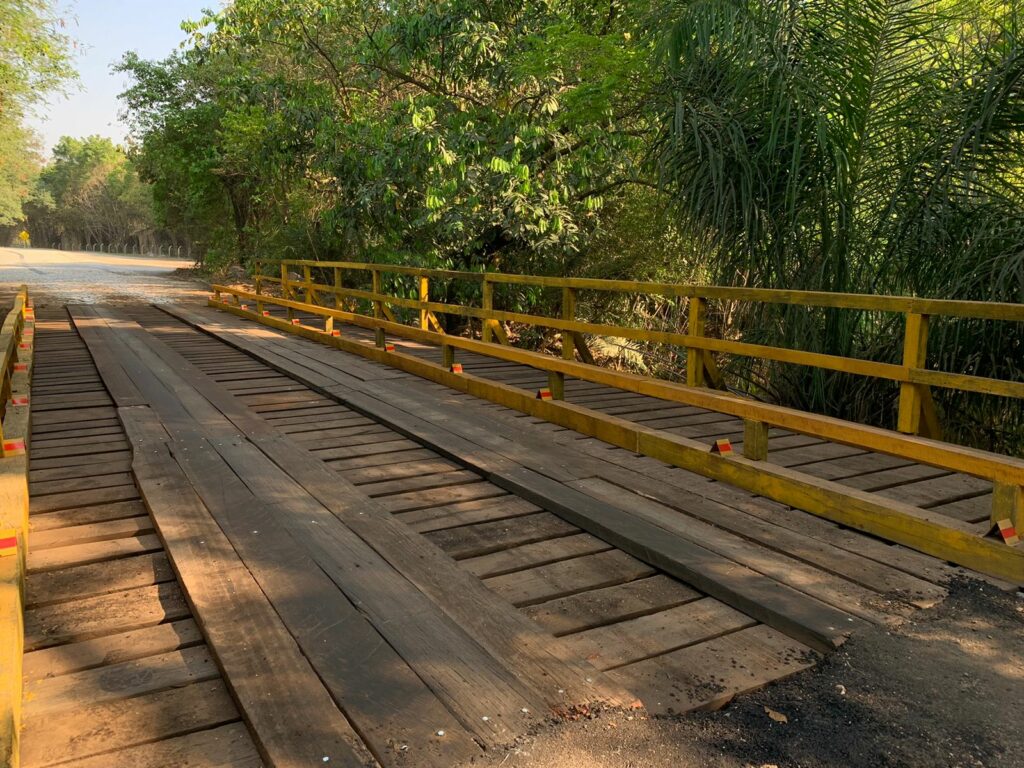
[743,419,769,461]
[482,276,494,343]
[419,276,430,330]
[687,296,707,387]
[372,268,386,347]
[991,483,1023,535]
[548,370,566,400]
[303,265,314,305]
[281,263,294,321]
[898,313,930,435]
[442,343,455,369]
[334,268,342,310]
[562,287,576,360]
[254,261,263,296]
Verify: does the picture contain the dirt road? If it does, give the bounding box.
[0,247,208,304]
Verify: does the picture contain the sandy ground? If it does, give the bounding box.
[4,248,1021,768]
[0,246,208,304]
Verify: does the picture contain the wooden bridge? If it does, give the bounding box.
[0,263,1021,767]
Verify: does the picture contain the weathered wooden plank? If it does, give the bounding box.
[463,533,613,579]
[121,407,378,768]
[53,722,261,768]
[485,550,655,607]
[23,619,203,681]
[24,581,190,651]
[24,646,220,717]
[523,575,702,636]
[25,552,174,608]
[608,625,817,715]
[424,512,579,559]
[21,680,240,768]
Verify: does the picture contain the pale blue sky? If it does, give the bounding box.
[27,0,216,155]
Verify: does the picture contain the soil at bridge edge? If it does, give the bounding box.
[464,577,1023,768]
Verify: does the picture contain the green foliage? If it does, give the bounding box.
[117,0,657,270]
[25,136,161,250]
[0,0,76,228]
[654,0,1024,446]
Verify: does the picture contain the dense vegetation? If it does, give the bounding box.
[23,135,180,253]
[7,0,1022,449]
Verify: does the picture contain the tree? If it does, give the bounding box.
[654,0,1024,444]
[0,0,76,229]
[25,136,162,251]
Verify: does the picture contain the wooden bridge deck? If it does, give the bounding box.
[19,301,1012,767]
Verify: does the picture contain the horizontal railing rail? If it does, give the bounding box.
[207,284,1024,583]
[253,260,1024,426]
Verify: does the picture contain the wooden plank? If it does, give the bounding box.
[26,552,174,608]
[28,485,139,515]
[24,582,190,651]
[29,499,148,531]
[496,466,861,651]
[485,550,655,607]
[92,308,639,714]
[608,625,817,715]
[51,722,260,768]
[522,575,702,636]
[580,476,944,609]
[29,515,153,551]
[24,646,220,717]
[21,679,240,768]
[567,599,755,670]
[23,619,203,680]
[424,512,579,559]
[462,533,612,578]
[121,407,392,767]
[26,533,161,573]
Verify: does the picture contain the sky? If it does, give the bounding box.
[27,0,214,156]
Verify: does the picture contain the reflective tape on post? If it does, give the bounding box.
[710,438,733,456]
[536,388,553,401]
[0,530,17,558]
[2,438,26,457]
[9,395,28,407]
[450,363,464,374]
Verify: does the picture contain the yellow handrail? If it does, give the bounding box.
[1,286,32,768]
[253,260,1024,434]
[206,284,1024,583]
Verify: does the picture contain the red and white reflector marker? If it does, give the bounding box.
[262,310,271,317]
[710,438,733,456]
[331,330,341,337]
[384,343,396,352]
[291,318,301,325]
[18,343,30,351]
[3,438,26,456]
[536,388,553,401]
[450,363,464,374]
[240,304,249,310]
[0,531,17,558]
[10,395,28,407]
[13,363,28,373]
[994,519,1020,546]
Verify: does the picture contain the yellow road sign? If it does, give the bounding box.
[17,231,30,244]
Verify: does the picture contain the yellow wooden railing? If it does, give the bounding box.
[209,277,1024,582]
[254,259,1024,432]
[0,287,33,768]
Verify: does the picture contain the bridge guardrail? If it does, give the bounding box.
[210,278,1023,583]
[0,287,32,768]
